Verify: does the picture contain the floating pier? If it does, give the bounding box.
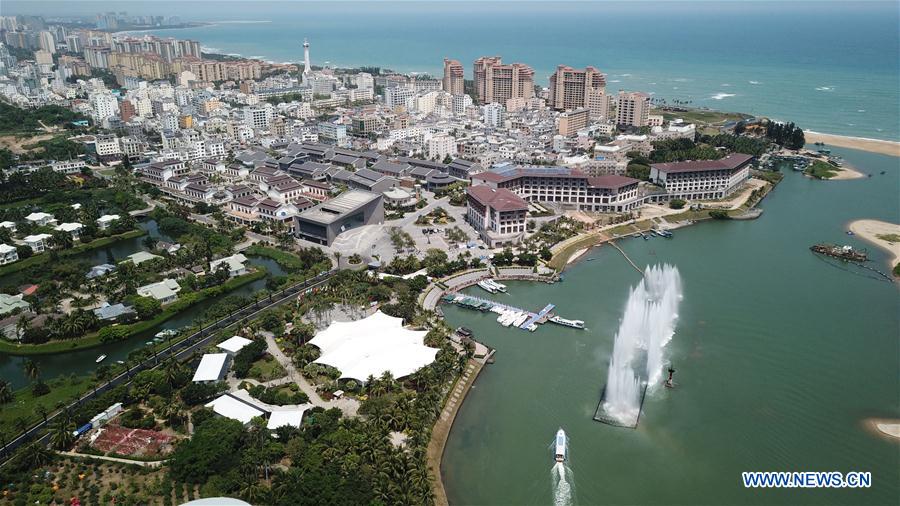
[441,294,577,332]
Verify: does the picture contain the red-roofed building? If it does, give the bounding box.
[649,153,752,201]
[466,185,528,247]
[471,166,642,213]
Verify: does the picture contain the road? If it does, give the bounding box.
[0,270,337,466]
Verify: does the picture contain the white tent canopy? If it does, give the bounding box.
[267,405,312,430]
[309,311,438,382]
[218,335,253,354]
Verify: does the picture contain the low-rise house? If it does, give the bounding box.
[136,278,181,303]
[0,244,19,265]
[86,263,116,279]
[23,233,52,252]
[209,253,249,277]
[217,335,253,355]
[93,302,137,322]
[54,222,84,239]
[96,214,120,230]
[192,353,230,383]
[0,293,30,316]
[0,221,16,232]
[25,212,56,227]
[125,251,163,265]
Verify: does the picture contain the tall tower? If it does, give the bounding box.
[302,38,311,78]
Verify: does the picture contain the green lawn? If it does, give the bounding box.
[0,375,92,442]
[661,108,753,125]
[248,355,286,382]
[0,228,146,277]
[804,160,840,179]
[0,270,265,356]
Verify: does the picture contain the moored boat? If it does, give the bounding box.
[95,354,107,363]
[549,315,586,329]
[810,243,867,262]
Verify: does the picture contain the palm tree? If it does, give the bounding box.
[0,380,12,404]
[20,442,53,468]
[49,420,74,450]
[15,315,32,341]
[36,405,49,423]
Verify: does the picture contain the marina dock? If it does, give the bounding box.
[441,294,580,332]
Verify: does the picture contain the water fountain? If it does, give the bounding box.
[594,264,682,428]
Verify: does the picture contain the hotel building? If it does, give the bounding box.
[442,58,465,96]
[557,108,589,137]
[648,153,753,201]
[616,91,651,127]
[473,56,534,105]
[548,65,606,111]
[466,186,528,247]
[472,166,642,213]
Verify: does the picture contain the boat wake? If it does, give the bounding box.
[551,463,573,506]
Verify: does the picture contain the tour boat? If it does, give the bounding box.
[155,329,178,339]
[486,279,507,292]
[554,428,567,463]
[477,280,498,293]
[95,355,107,364]
[550,315,586,329]
[513,313,529,327]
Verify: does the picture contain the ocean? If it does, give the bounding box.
[6,1,900,141]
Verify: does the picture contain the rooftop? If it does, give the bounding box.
[467,185,529,212]
[298,190,381,225]
[651,153,754,173]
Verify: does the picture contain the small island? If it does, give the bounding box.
[848,219,900,276]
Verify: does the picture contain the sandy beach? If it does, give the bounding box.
[805,131,900,157]
[830,164,866,180]
[848,219,900,268]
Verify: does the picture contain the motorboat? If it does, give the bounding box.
[95,355,107,364]
[554,428,567,463]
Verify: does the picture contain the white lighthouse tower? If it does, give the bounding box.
[302,38,311,81]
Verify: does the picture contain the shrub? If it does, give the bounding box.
[669,199,686,210]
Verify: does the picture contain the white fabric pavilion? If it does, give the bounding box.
[309,311,438,382]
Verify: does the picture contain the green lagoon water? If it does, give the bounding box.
[442,147,899,505]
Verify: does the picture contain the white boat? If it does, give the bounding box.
[155,329,178,339]
[554,428,567,463]
[485,279,507,292]
[477,280,498,293]
[501,312,515,327]
[550,315,586,329]
[513,313,529,327]
[527,323,538,332]
[95,355,107,364]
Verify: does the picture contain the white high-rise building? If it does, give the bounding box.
[356,72,374,91]
[38,31,56,54]
[428,134,457,161]
[385,86,416,109]
[483,102,505,128]
[452,94,473,116]
[243,104,273,130]
[89,92,119,122]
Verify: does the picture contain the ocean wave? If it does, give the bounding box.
[748,80,761,85]
[721,83,731,87]
[201,46,221,53]
[857,109,866,113]
[671,78,690,82]
[711,93,736,100]
[673,87,679,90]
[815,86,834,91]
[609,79,621,83]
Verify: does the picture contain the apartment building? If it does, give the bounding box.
[616,91,651,127]
[557,108,589,137]
[473,56,534,105]
[548,65,606,111]
[442,58,465,96]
